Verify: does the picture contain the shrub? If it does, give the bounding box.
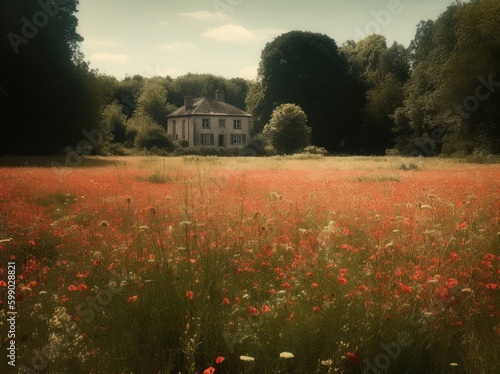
[263,103,312,154]
[134,125,178,152]
[302,145,328,155]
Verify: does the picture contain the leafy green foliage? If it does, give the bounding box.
[393,0,500,155]
[341,35,410,154]
[135,78,172,125]
[101,103,127,144]
[134,122,178,152]
[253,31,359,152]
[167,73,250,110]
[263,104,312,154]
[0,0,106,155]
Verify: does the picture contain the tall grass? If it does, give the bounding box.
[0,157,498,373]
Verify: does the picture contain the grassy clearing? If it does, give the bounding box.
[0,156,498,373]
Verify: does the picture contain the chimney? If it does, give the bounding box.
[215,90,225,102]
[184,96,193,110]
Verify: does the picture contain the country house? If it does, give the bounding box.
[166,91,252,148]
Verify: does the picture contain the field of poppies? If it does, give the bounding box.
[0,155,499,374]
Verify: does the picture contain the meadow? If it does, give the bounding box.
[0,155,499,374]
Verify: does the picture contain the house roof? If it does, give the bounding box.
[167,97,252,118]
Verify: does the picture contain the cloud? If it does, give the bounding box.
[202,24,288,42]
[238,65,258,80]
[179,11,228,21]
[89,53,129,63]
[202,24,257,42]
[159,42,195,51]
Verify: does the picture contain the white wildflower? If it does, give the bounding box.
[279,352,294,359]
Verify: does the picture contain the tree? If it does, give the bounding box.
[0,0,105,155]
[135,77,173,125]
[393,0,500,155]
[100,103,127,144]
[252,31,358,152]
[341,35,410,154]
[168,73,250,110]
[392,4,461,155]
[245,81,266,135]
[263,104,311,154]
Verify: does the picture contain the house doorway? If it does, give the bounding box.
[218,135,224,147]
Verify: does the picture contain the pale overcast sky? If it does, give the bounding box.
[77,0,455,80]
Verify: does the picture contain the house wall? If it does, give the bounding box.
[167,115,251,148]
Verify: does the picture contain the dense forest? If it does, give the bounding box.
[0,0,499,156]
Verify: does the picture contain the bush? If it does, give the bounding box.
[463,151,500,164]
[441,136,477,156]
[134,125,178,152]
[385,148,400,156]
[263,103,312,154]
[302,145,329,155]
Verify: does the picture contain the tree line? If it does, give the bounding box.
[1,0,498,156]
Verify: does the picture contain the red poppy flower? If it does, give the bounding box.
[311,282,318,288]
[338,277,347,285]
[486,283,498,290]
[222,297,230,305]
[313,306,320,313]
[248,307,259,316]
[186,290,194,299]
[346,352,358,365]
[203,366,215,374]
[93,260,100,266]
[128,295,138,303]
[262,305,271,313]
[77,284,88,291]
[68,284,78,291]
[0,280,6,287]
[215,356,225,364]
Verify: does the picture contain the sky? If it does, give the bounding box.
[77,0,456,81]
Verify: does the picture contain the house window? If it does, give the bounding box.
[219,119,226,128]
[231,134,246,145]
[233,119,241,129]
[200,134,214,145]
[202,118,210,128]
[182,120,186,139]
